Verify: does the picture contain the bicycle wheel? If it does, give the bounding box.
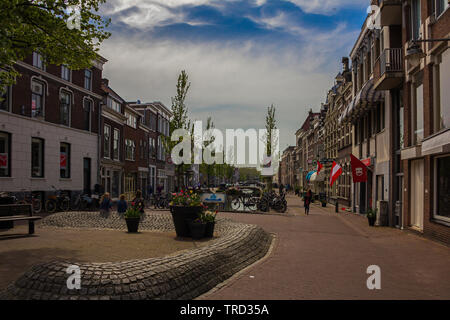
[71,197,81,211]
[45,200,57,213]
[231,197,241,211]
[32,198,42,213]
[246,197,258,212]
[60,198,70,212]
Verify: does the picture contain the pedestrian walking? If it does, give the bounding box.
[99,192,112,217]
[304,189,312,215]
[117,194,128,218]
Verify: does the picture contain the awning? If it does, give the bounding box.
[339,79,384,124]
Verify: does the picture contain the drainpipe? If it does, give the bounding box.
[97,102,104,189]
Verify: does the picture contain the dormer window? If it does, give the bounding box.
[33,52,44,70]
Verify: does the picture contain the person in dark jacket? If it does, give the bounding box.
[99,192,112,217]
[117,194,128,217]
[304,189,312,215]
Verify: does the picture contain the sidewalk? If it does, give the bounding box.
[200,195,450,300]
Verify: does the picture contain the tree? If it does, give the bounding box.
[0,0,111,90]
[264,104,277,191]
[199,117,216,186]
[164,70,191,190]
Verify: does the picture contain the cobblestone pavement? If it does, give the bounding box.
[200,195,450,300]
[1,212,272,300]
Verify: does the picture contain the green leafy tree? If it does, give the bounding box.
[264,104,277,191]
[163,70,192,189]
[199,117,216,186]
[0,0,111,90]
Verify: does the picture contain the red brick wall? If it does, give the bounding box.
[11,63,102,134]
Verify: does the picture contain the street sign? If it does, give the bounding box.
[201,193,226,204]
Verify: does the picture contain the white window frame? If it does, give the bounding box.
[59,90,72,127]
[84,69,92,90]
[435,0,449,19]
[113,128,120,161]
[61,65,71,82]
[83,97,93,132]
[104,124,111,159]
[33,52,45,70]
[31,79,45,118]
[433,154,450,224]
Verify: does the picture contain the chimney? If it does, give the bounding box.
[342,57,349,72]
[101,78,109,87]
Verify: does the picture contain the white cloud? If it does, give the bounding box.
[100,27,357,148]
[285,0,366,15]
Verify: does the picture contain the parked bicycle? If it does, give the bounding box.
[153,193,170,209]
[17,189,42,213]
[71,193,98,211]
[231,189,259,212]
[45,186,70,213]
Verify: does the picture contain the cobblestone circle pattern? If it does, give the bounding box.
[0,211,272,300]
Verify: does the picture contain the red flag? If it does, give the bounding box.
[350,154,368,183]
[317,161,323,174]
[329,161,342,187]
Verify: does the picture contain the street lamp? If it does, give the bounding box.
[406,38,450,62]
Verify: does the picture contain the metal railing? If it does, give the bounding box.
[380,48,403,76]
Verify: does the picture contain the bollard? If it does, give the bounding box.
[335,199,339,213]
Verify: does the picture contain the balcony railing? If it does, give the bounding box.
[380,48,403,76]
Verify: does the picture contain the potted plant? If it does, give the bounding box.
[169,190,203,237]
[367,208,377,226]
[203,210,218,238]
[188,218,207,240]
[124,207,142,233]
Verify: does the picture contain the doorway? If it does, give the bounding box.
[83,158,91,195]
[410,159,424,230]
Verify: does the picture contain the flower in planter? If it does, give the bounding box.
[124,207,142,219]
[170,191,202,207]
[200,210,217,223]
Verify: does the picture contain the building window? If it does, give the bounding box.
[436,0,449,18]
[84,69,92,90]
[60,91,71,126]
[411,0,421,40]
[412,74,424,144]
[107,97,121,113]
[83,99,92,131]
[31,80,44,118]
[125,139,135,161]
[104,125,111,159]
[0,131,11,177]
[113,129,120,160]
[434,49,450,132]
[149,137,156,159]
[0,86,10,111]
[125,112,137,128]
[434,155,450,222]
[33,52,44,70]
[60,143,71,179]
[31,138,44,178]
[61,65,71,81]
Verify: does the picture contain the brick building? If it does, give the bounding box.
[99,78,127,199]
[0,52,105,200]
[128,101,174,193]
[400,0,450,244]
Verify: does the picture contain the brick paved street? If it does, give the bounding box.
[201,195,450,300]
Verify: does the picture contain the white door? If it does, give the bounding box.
[410,159,424,230]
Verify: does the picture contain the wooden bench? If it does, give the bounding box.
[0,204,42,235]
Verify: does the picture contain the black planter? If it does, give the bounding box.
[170,206,202,237]
[368,217,376,226]
[125,217,140,233]
[321,202,327,207]
[205,221,215,238]
[189,221,206,240]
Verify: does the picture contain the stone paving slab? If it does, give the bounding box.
[0,211,273,300]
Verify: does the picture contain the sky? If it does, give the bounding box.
[98,0,369,151]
